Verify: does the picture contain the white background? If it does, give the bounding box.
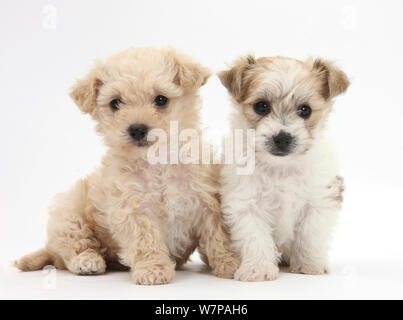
[1,0,403,299]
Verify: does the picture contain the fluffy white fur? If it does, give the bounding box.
[219,56,349,281]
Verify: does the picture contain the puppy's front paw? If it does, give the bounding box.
[131,260,175,285]
[289,263,327,275]
[234,263,279,282]
[69,249,106,275]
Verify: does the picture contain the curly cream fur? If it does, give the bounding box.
[15,48,239,285]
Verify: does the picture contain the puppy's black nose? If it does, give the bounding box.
[128,124,148,141]
[272,131,293,151]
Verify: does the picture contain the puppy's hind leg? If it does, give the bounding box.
[45,179,106,275]
[197,199,241,279]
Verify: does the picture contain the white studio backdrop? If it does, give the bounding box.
[0,0,402,298]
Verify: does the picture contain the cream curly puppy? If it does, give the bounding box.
[219,55,349,281]
[15,47,239,285]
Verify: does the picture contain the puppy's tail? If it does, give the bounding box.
[14,248,54,271]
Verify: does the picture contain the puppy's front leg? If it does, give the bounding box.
[109,211,175,285]
[290,176,344,275]
[226,208,280,281]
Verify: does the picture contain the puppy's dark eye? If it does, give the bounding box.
[154,95,168,107]
[253,101,271,116]
[110,98,122,111]
[297,104,312,119]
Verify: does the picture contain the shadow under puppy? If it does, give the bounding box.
[219,55,349,281]
[15,47,239,285]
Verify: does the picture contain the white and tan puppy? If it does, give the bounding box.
[219,55,349,281]
[15,48,239,285]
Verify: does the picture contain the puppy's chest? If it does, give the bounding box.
[120,164,202,220]
[160,166,203,221]
[133,164,202,256]
[94,163,202,258]
[256,170,310,218]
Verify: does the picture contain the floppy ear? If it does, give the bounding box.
[171,51,211,91]
[312,59,350,99]
[69,64,103,114]
[218,55,256,102]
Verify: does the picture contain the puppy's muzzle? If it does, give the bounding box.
[267,130,295,156]
[128,124,148,144]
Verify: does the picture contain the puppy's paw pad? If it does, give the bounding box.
[289,263,327,275]
[132,262,175,285]
[69,249,106,275]
[234,263,279,282]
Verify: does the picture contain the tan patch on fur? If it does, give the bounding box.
[310,58,350,99]
[218,55,258,102]
[327,175,345,203]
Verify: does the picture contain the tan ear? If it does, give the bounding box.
[312,58,350,99]
[171,50,211,91]
[218,55,256,102]
[69,64,103,114]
